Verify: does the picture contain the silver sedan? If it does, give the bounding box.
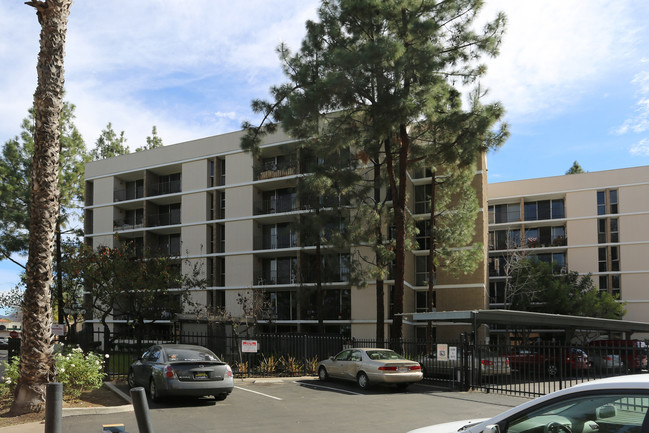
[317,348,423,390]
[127,344,234,402]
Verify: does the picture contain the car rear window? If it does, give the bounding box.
[166,348,219,362]
[366,350,404,360]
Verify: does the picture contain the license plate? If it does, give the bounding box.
[194,372,209,380]
[399,366,408,372]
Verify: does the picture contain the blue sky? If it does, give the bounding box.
[1,1,648,293]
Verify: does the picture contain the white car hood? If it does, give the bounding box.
[408,419,488,433]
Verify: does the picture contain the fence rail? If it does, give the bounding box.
[71,330,647,399]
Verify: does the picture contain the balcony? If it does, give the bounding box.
[255,159,298,181]
[114,186,144,202]
[256,196,298,215]
[113,220,144,231]
[147,210,181,227]
[254,271,297,286]
[254,234,298,250]
[148,180,181,197]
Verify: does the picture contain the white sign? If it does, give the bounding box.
[437,343,448,361]
[51,323,65,336]
[448,346,457,361]
[242,340,258,353]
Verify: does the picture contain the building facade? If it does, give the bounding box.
[84,129,645,341]
[83,129,489,340]
[488,166,649,338]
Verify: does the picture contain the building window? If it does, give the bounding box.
[415,256,433,286]
[597,191,606,215]
[523,199,564,221]
[611,275,621,297]
[598,275,608,293]
[598,247,607,272]
[414,184,431,214]
[551,199,565,219]
[525,228,539,248]
[537,200,551,220]
[524,202,537,221]
[416,291,436,313]
[494,203,520,223]
[598,219,607,243]
[609,189,618,214]
[489,281,505,304]
[610,246,620,272]
[551,226,566,246]
[416,220,430,250]
[610,218,619,243]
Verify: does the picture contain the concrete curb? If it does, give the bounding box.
[236,375,317,384]
[62,381,133,418]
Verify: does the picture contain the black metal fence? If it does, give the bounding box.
[75,329,647,399]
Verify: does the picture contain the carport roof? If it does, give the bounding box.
[409,309,649,336]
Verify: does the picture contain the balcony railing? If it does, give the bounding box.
[254,272,297,286]
[254,234,298,250]
[148,180,181,197]
[114,186,144,202]
[147,210,181,227]
[256,196,298,215]
[255,160,298,181]
[113,220,144,231]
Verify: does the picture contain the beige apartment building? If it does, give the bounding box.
[488,166,649,338]
[84,129,489,340]
[84,128,646,341]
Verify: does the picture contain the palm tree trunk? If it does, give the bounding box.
[11,0,72,416]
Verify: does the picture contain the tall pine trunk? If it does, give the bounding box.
[11,0,71,415]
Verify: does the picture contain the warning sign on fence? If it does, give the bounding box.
[242,340,258,353]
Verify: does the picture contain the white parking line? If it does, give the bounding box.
[293,381,363,395]
[234,386,283,400]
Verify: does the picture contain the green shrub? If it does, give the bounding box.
[55,346,107,399]
[0,347,107,401]
[0,356,20,399]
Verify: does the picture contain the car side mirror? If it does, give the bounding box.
[597,405,617,419]
[483,425,499,433]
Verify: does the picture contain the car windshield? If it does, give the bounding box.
[366,350,404,360]
[165,348,219,362]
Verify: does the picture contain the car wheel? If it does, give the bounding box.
[149,378,161,403]
[127,370,136,388]
[214,393,228,401]
[357,372,369,390]
[546,364,558,377]
[318,366,329,381]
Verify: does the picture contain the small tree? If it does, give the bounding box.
[64,240,206,350]
[135,125,164,152]
[90,122,129,160]
[565,161,585,175]
[508,258,626,342]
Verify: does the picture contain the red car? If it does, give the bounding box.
[508,347,589,377]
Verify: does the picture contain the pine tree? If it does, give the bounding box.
[0,102,87,265]
[242,0,507,340]
[90,122,129,160]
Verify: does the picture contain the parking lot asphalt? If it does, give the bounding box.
[5,377,532,433]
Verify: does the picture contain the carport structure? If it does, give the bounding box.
[410,309,649,341]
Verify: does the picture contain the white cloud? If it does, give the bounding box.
[617,71,649,135]
[0,1,319,150]
[630,138,649,156]
[480,1,647,123]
